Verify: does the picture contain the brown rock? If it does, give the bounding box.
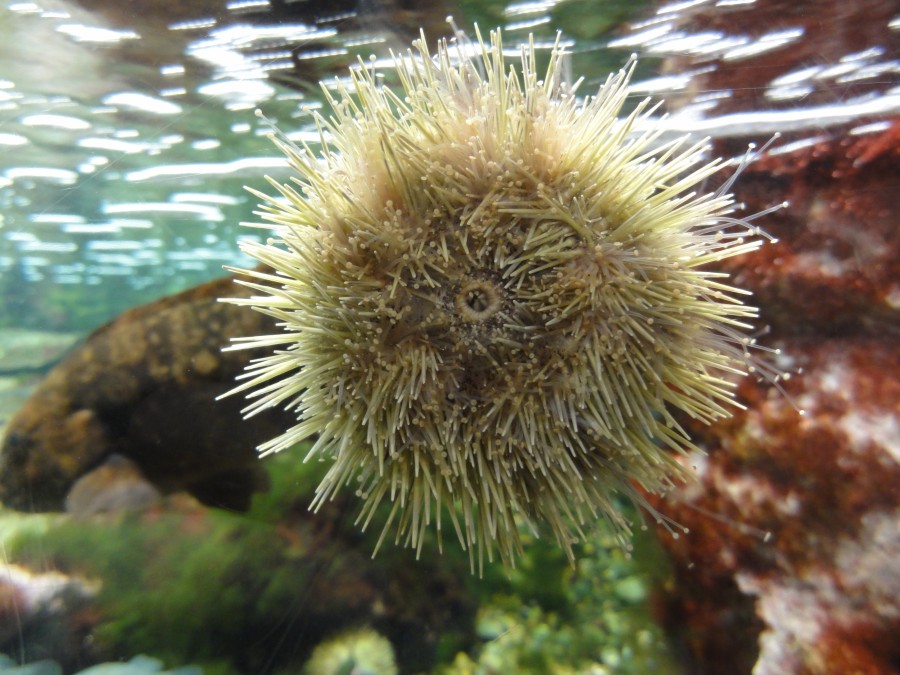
[615,0,900,672]
[0,273,293,512]
[719,121,900,337]
[640,0,900,337]
[653,337,900,674]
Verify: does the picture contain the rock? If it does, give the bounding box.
[653,338,900,674]
[0,651,203,674]
[613,0,900,672]
[0,274,294,512]
[65,455,161,518]
[0,654,62,675]
[0,561,98,662]
[2,454,476,674]
[719,123,900,337]
[647,0,900,338]
[73,655,202,674]
[303,628,397,675]
[0,375,42,444]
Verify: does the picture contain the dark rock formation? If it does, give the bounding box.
[0,274,293,512]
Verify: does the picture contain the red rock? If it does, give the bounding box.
[619,0,900,671]
[652,338,900,673]
[720,121,900,337]
[632,0,900,337]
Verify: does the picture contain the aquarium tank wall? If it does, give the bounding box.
[0,0,898,674]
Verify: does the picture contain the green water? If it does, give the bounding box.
[0,0,651,334]
[1,1,896,673]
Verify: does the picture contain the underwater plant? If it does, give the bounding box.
[303,628,397,675]
[224,27,777,570]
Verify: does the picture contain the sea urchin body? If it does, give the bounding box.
[225,28,770,569]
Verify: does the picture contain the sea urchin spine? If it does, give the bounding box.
[223,27,775,570]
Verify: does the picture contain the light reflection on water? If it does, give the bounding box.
[0,0,897,333]
[0,0,407,330]
[0,1,897,672]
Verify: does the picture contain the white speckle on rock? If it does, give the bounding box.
[817,360,851,395]
[840,410,900,465]
[737,570,830,675]
[738,508,900,674]
[886,285,900,310]
[836,509,900,619]
[1,563,98,614]
[791,250,848,278]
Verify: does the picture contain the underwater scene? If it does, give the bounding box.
[0,0,898,673]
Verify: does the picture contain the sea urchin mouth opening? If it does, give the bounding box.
[222,26,779,572]
[456,279,503,322]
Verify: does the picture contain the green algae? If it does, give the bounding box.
[4,445,680,674]
[440,521,680,675]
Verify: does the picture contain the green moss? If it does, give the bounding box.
[245,450,329,523]
[10,508,277,672]
[4,446,680,675]
[438,513,680,675]
[4,448,339,674]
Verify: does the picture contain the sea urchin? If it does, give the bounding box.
[224,28,772,569]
